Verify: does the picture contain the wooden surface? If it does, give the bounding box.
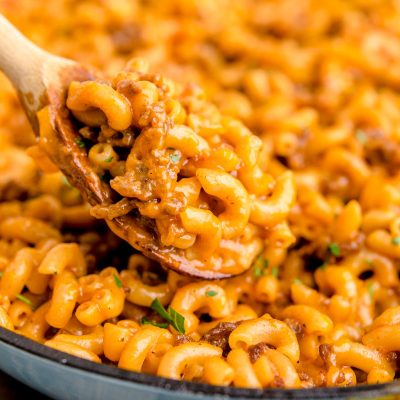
[0,371,51,399]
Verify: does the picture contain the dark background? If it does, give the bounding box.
[0,371,51,399]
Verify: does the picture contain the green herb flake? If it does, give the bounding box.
[151,298,171,321]
[319,261,327,271]
[151,298,186,334]
[169,152,181,163]
[328,242,341,257]
[355,129,367,145]
[99,173,108,182]
[0,271,3,278]
[271,267,279,278]
[75,138,85,148]
[113,273,123,288]
[140,317,169,329]
[16,294,33,307]
[365,259,374,266]
[62,176,72,188]
[253,255,269,278]
[206,290,218,297]
[105,156,114,163]
[292,278,302,285]
[168,307,186,334]
[391,237,400,246]
[367,282,374,300]
[253,265,262,278]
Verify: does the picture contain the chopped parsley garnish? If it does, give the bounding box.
[151,298,171,321]
[169,152,181,163]
[365,259,374,266]
[253,255,269,278]
[391,237,400,246]
[140,317,169,329]
[151,298,185,334]
[105,156,114,163]
[319,261,327,271]
[113,273,122,288]
[355,129,367,145]
[206,290,218,297]
[292,278,302,285]
[168,308,186,333]
[16,294,33,307]
[328,242,341,257]
[367,282,374,300]
[0,271,3,278]
[75,138,85,148]
[62,176,72,187]
[99,173,108,182]
[271,267,279,278]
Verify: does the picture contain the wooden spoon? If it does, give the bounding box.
[0,15,232,279]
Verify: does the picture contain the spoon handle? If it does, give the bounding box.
[0,14,77,132]
[0,14,49,103]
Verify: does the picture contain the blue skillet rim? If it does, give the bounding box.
[0,327,399,399]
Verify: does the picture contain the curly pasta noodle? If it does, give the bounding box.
[0,0,400,390]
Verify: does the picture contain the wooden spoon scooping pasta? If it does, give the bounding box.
[0,15,240,279]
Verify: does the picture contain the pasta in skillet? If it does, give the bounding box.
[0,0,400,390]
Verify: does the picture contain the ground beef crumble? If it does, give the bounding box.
[248,342,276,363]
[202,321,242,357]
